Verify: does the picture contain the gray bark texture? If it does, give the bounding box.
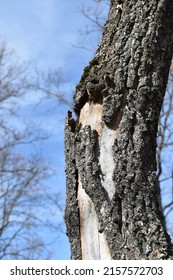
[64,0,173,259]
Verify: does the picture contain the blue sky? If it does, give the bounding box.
[1,0,172,260]
[0,0,96,74]
[0,0,108,259]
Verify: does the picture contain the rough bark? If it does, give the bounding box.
[65,0,173,259]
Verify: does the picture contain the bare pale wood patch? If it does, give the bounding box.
[79,102,102,134]
[78,176,112,260]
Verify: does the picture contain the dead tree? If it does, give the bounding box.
[65,0,173,259]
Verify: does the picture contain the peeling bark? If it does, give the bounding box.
[65,0,173,259]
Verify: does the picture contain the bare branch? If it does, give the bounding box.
[0,42,63,259]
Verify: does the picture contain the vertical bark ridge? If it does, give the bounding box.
[64,112,81,259]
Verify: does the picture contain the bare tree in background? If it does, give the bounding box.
[0,42,63,259]
[75,0,109,52]
[157,74,173,237]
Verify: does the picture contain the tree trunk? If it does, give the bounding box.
[65,0,173,259]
